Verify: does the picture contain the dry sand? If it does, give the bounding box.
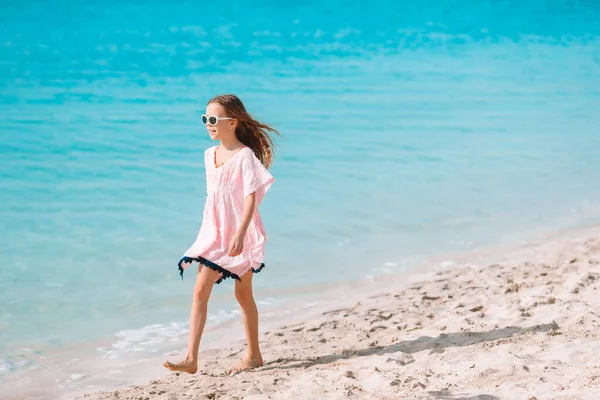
[74,228,600,400]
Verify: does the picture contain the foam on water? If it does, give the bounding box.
[98,322,188,358]
[95,297,282,360]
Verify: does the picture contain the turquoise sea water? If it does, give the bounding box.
[1,0,600,397]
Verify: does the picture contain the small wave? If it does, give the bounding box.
[0,351,36,378]
[98,322,189,358]
[0,358,13,376]
[99,300,282,358]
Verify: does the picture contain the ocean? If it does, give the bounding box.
[1,0,599,397]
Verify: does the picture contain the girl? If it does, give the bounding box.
[164,94,279,375]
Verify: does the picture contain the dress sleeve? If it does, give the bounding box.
[241,149,274,206]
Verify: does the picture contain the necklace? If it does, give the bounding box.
[214,146,224,168]
[214,145,246,168]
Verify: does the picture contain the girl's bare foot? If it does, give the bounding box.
[227,356,263,376]
[163,359,198,374]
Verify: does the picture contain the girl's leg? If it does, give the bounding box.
[164,264,219,374]
[228,269,263,374]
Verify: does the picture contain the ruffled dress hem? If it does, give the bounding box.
[177,256,265,285]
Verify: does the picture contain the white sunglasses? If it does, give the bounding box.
[201,114,233,126]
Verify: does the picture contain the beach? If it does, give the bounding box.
[70,225,600,400]
[2,1,600,399]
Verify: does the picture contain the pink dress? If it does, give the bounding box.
[177,146,274,284]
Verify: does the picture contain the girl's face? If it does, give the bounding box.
[204,102,236,141]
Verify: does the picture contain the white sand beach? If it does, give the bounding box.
[71,225,600,400]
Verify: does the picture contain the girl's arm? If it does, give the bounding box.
[228,193,256,257]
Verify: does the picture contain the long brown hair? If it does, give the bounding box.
[208,94,281,169]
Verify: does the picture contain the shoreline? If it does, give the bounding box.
[75,222,600,399]
[5,221,600,399]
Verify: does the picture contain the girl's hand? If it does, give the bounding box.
[228,232,244,257]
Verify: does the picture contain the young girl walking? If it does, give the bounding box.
[164,94,279,375]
